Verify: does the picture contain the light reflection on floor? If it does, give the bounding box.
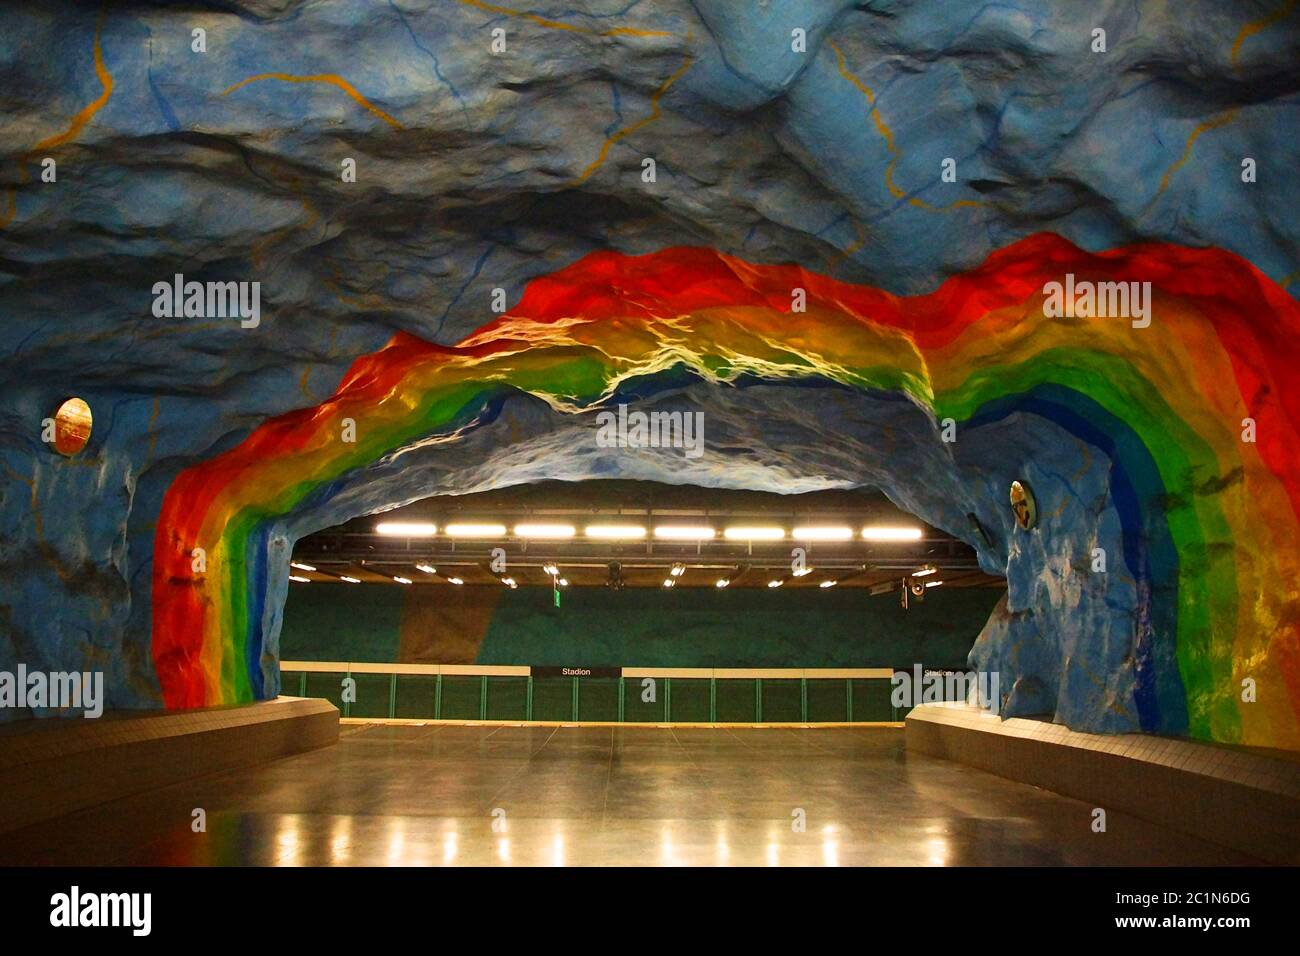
[0,724,1256,866]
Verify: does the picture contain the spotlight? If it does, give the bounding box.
[767,579,783,588]
[445,522,507,538]
[663,578,676,588]
[289,575,310,583]
[670,562,686,577]
[925,580,944,588]
[557,578,568,587]
[819,580,837,588]
[339,575,361,584]
[375,521,438,537]
[724,526,785,541]
[715,578,730,588]
[542,562,559,577]
[447,577,464,586]
[654,525,716,540]
[501,576,517,589]
[415,564,437,575]
[792,566,813,577]
[912,565,938,577]
[514,523,575,539]
[393,576,412,585]
[861,526,923,541]
[792,526,853,541]
[290,562,316,572]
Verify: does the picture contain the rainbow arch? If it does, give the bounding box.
[151,232,1300,750]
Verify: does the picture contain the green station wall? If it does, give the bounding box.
[280,582,1003,670]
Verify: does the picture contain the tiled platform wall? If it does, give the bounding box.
[905,703,1300,864]
[0,697,339,836]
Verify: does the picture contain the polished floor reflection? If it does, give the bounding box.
[0,724,1255,865]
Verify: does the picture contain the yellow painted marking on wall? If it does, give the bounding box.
[2,16,114,229]
[222,73,405,129]
[1152,1,1296,202]
[570,52,694,185]
[1231,0,1299,67]
[828,41,983,214]
[1154,108,1240,198]
[456,0,674,38]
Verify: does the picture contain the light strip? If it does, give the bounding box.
[925,580,944,588]
[514,523,576,539]
[862,525,923,541]
[339,575,361,584]
[792,526,853,541]
[415,564,437,575]
[375,521,438,537]
[393,576,412,585]
[585,524,647,539]
[444,522,508,538]
[288,575,310,583]
[819,580,837,588]
[912,566,938,577]
[290,562,316,572]
[654,525,716,540]
[447,576,464,586]
[724,526,785,541]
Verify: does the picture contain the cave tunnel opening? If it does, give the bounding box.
[277,479,1009,723]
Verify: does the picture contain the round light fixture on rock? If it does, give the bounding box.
[1009,480,1037,530]
[51,397,92,456]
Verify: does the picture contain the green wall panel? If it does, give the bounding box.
[486,676,528,720]
[577,677,620,722]
[281,584,403,662]
[395,674,437,718]
[439,675,482,719]
[622,678,666,722]
[281,581,1002,671]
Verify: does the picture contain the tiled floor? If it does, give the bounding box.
[0,724,1257,865]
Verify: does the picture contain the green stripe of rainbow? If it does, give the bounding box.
[151,233,1300,749]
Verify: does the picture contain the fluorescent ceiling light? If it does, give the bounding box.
[819,580,837,588]
[912,566,938,577]
[339,575,361,584]
[862,526,923,541]
[654,525,716,540]
[792,526,853,541]
[415,564,437,575]
[288,575,310,583]
[393,576,412,585]
[925,580,944,588]
[585,524,646,539]
[447,577,464,586]
[445,522,507,538]
[290,562,316,572]
[724,526,785,541]
[514,523,575,539]
[375,521,438,537]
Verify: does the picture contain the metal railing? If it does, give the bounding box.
[280,661,909,724]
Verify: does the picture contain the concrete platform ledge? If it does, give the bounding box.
[0,697,338,835]
[905,703,1300,864]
